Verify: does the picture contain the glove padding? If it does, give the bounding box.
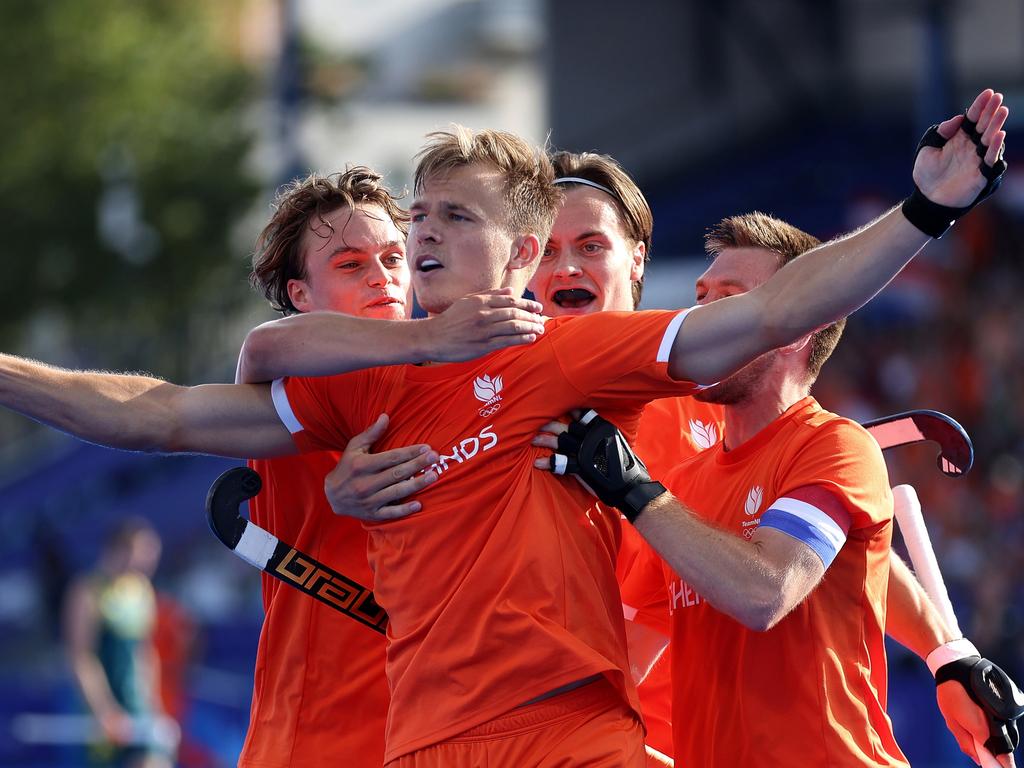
[902,111,1008,238]
[935,655,1024,755]
[549,410,667,523]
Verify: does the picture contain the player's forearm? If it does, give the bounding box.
[0,353,182,452]
[760,207,928,344]
[237,312,433,383]
[669,207,929,383]
[635,494,806,631]
[886,551,957,659]
[0,354,293,458]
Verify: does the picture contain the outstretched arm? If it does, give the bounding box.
[0,353,294,458]
[238,289,546,383]
[669,90,1008,384]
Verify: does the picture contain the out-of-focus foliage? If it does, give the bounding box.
[0,0,259,379]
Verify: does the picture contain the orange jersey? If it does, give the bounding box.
[620,397,908,767]
[273,310,701,761]
[239,452,388,768]
[624,395,724,757]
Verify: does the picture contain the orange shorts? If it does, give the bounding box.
[386,678,644,767]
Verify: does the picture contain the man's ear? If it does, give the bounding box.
[509,234,542,271]
[287,278,312,313]
[630,241,646,282]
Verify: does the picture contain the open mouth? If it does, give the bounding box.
[552,288,596,309]
[416,257,444,273]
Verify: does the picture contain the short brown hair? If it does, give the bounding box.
[251,167,409,315]
[414,126,561,242]
[550,151,652,309]
[704,212,845,382]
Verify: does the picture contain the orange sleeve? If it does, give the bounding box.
[275,373,364,453]
[775,421,893,531]
[546,310,700,407]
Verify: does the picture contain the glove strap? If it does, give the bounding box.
[622,481,668,524]
[901,189,966,239]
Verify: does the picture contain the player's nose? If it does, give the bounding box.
[367,259,393,287]
[552,258,582,278]
[413,218,441,244]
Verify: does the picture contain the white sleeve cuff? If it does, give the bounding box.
[927,637,981,676]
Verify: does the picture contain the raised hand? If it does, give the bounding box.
[325,413,438,521]
[425,288,546,362]
[914,89,1008,208]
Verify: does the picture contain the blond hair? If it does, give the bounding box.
[414,126,561,241]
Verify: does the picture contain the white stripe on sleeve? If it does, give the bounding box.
[656,308,694,363]
[271,378,304,435]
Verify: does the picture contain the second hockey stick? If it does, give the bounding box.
[205,466,388,634]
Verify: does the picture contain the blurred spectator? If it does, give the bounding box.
[63,518,178,768]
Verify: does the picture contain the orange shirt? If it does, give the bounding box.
[273,310,701,761]
[620,397,908,767]
[238,452,388,768]
[625,395,724,757]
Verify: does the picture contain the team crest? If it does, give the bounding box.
[744,486,763,516]
[689,419,719,450]
[474,374,503,417]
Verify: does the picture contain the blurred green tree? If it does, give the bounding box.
[0,0,261,382]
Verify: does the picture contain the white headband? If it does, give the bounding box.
[553,176,616,199]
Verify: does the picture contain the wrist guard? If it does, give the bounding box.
[902,112,1007,238]
[935,654,1024,755]
[549,410,667,523]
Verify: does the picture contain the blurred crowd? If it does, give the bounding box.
[817,192,1024,680]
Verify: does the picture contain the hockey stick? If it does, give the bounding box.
[862,409,974,477]
[205,466,387,634]
[893,485,1021,768]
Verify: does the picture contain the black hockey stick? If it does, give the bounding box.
[862,409,974,477]
[205,466,387,634]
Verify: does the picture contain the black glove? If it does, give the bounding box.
[935,655,1024,755]
[549,410,667,523]
[902,111,1007,238]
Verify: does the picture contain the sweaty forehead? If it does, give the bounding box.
[552,187,627,239]
[301,204,402,254]
[415,164,505,207]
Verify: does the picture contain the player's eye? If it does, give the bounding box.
[581,242,603,254]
